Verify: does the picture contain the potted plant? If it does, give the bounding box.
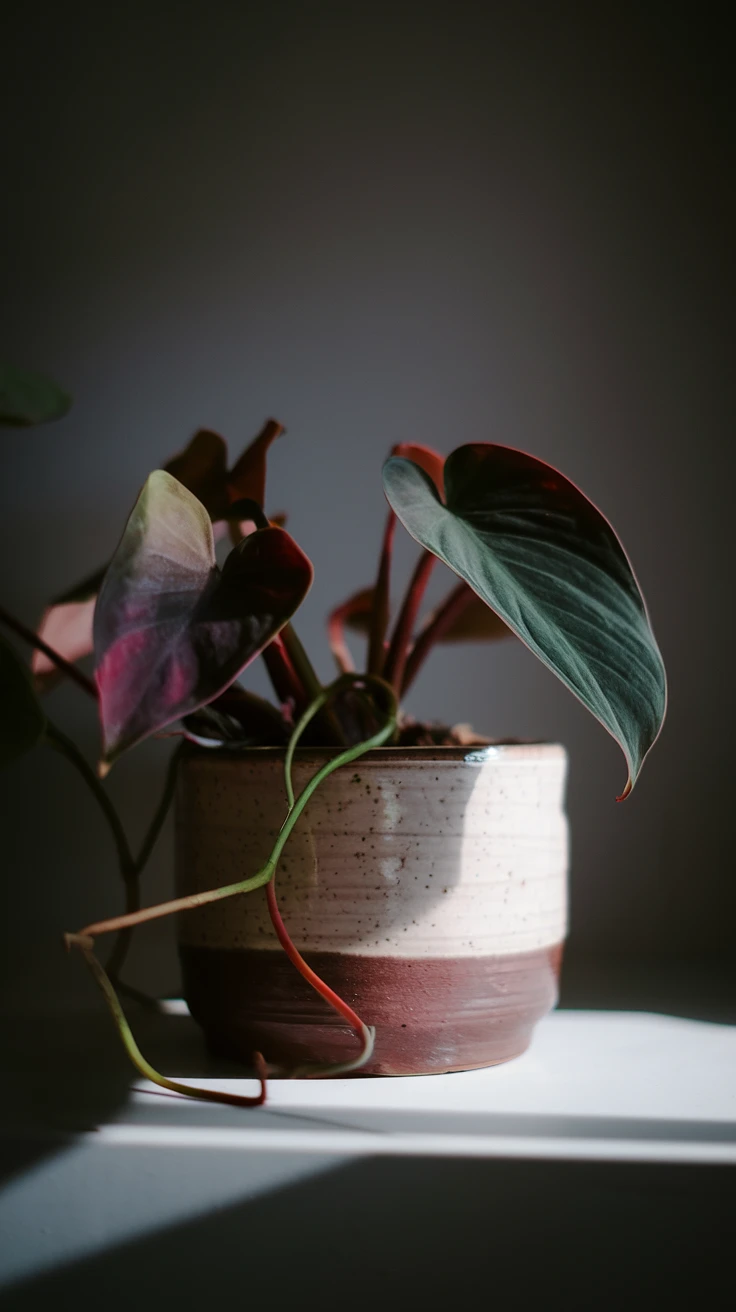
[0,402,666,1105]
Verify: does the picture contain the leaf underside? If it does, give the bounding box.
[94,471,313,764]
[383,444,666,795]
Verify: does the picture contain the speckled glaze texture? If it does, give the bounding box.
[175,744,568,1075]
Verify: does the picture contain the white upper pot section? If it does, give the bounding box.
[175,743,569,959]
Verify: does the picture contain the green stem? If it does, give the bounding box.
[280,622,349,747]
[73,941,267,1107]
[81,860,275,937]
[104,876,140,983]
[69,674,398,1097]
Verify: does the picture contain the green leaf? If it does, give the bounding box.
[391,442,444,495]
[0,364,71,426]
[0,636,47,768]
[94,470,313,766]
[383,444,666,797]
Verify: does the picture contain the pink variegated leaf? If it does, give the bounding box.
[94,470,312,767]
[32,597,96,691]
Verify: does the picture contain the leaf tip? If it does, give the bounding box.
[98,759,112,780]
[616,776,633,802]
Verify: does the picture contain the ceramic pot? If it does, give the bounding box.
[175,743,568,1075]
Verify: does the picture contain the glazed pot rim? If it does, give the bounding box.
[180,740,567,765]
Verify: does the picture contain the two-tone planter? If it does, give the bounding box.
[175,742,568,1075]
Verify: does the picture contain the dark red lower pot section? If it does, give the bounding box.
[180,943,563,1076]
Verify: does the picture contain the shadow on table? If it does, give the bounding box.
[2,950,733,1202]
[0,1154,733,1310]
[0,1006,228,1191]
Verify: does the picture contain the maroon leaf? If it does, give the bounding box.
[363,443,443,677]
[94,471,312,767]
[227,418,284,507]
[341,582,510,643]
[164,429,229,517]
[328,587,375,672]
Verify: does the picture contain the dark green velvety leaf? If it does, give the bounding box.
[0,636,47,768]
[391,442,445,495]
[383,444,666,797]
[0,364,71,426]
[94,470,312,766]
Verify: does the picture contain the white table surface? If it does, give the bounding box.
[84,1008,736,1164]
[1,1007,734,1303]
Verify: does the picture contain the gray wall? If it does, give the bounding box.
[1,2,733,1006]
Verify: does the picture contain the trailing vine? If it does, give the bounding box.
[65,673,397,1105]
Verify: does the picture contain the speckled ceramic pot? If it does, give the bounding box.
[175,743,568,1075]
